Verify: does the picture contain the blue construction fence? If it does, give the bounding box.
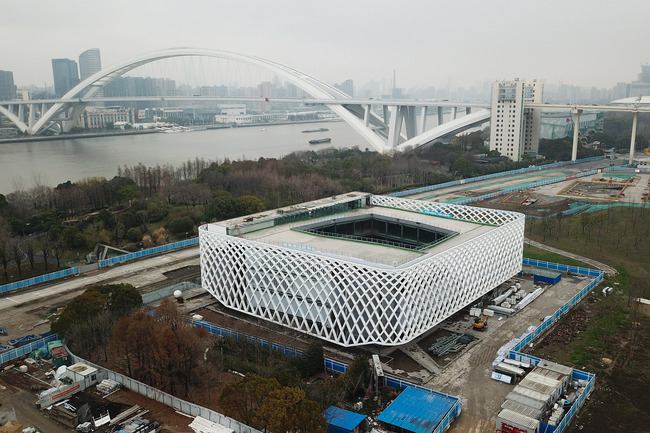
[0,333,61,365]
[99,237,198,267]
[526,204,590,220]
[192,320,303,358]
[0,267,79,296]
[388,156,605,198]
[522,257,602,278]
[507,351,596,433]
[0,238,198,296]
[505,258,602,433]
[451,168,599,206]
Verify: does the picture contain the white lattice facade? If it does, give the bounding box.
[199,194,525,347]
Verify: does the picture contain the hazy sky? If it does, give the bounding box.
[2,0,649,91]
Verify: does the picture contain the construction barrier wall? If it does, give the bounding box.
[0,333,60,365]
[66,351,263,433]
[0,267,79,295]
[507,259,603,433]
[0,238,198,296]
[388,156,605,198]
[451,169,600,206]
[98,237,198,267]
[193,320,304,358]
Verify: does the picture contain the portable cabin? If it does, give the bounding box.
[66,363,99,390]
[496,408,539,433]
[50,346,71,368]
[324,406,367,433]
[500,399,543,421]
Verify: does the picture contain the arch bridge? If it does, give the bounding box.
[0,48,489,152]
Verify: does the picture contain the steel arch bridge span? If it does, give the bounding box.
[394,109,491,152]
[20,48,388,150]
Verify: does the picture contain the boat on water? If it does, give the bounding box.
[302,127,329,133]
[309,137,332,145]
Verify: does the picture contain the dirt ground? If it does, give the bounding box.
[524,294,650,433]
[472,192,576,217]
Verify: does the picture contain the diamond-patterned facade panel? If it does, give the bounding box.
[199,195,525,347]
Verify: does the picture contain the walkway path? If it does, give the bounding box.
[525,238,618,275]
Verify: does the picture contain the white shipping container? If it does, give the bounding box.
[497,409,539,433]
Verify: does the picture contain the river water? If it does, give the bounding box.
[0,121,368,191]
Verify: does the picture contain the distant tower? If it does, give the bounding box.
[334,79,354,97]
[489,79,543,161]
[51,58,80,97]
[78,48,102,80]
[0,70,17,101]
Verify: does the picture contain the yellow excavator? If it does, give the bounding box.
[473,315,488,331]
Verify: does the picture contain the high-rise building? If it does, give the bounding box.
[335,79,354,97]
[626,64,650,98]
[51,58,80,97]
[489,79,543,161]
[78,48,102,81]
[0,70,17,100]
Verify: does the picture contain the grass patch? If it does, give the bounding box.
[523,244,593,269]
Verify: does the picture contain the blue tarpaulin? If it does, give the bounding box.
[376,387,456,433]
[324,406,366,433]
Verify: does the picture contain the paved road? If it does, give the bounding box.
[423,274,597,433]
[0,246,200,338]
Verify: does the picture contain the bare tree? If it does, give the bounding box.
[26,240,36,270]
[10,239,24,278]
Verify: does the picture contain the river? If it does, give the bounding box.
[0,121,368,191]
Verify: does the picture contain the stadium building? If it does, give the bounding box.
[199,193,525,347]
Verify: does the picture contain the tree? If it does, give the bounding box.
[236,195,266,216]
[0,238,9,282]
[451,157,474,178]
[51,287,110,336]
[10,239,24,278]
[296,342,324,378]
[136,210,149,234]
[26,240,36,270]
[39,233,53,271]
[167,216,194,235]
[219,374,281,426]
[108,283,143,316]
[206,190,237,221]
[50,230,66,269]
[255,387,326,433]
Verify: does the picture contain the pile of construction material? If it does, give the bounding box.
[96,379,120,394]
[469,307,494,318]
[428,333,476,357]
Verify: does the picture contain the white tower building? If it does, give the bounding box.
[490,79,543,161]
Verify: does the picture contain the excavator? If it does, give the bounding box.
[473,315,488,331]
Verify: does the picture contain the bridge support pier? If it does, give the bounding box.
[571,109,582,161]
[629,110,638,166]
[418,106,428,134]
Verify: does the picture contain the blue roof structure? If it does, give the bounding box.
[376,387,457,433]
[324,406,366,433]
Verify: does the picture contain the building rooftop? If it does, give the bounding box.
[324,406,366,432]
[376,387,457,433]
[207,192,498,268]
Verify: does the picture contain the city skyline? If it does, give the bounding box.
[2,0,650,93]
